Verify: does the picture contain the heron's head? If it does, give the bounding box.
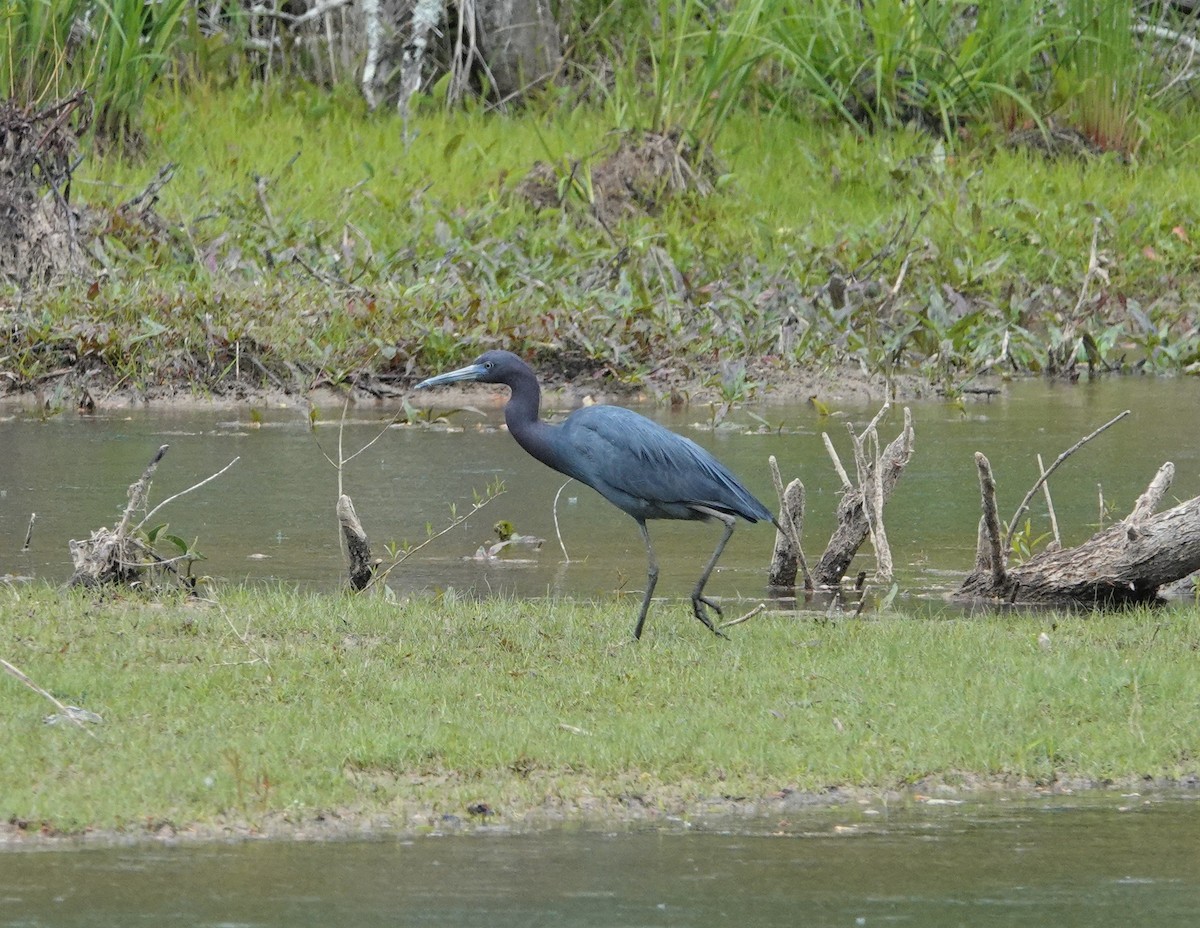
[415,350,521,389]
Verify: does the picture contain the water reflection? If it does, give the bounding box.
[1,378,1198,610]
[3,795,1200,927]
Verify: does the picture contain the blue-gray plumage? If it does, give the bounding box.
[416,350,779,639]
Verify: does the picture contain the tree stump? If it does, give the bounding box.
[337,494,376,591]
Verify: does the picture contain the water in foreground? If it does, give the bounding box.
[4,795,1199,927]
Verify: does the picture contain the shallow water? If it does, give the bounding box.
[1,378,1198,611]
[3,795,1199,926]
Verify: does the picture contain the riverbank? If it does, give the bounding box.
[4,88,1200,409]
[4,586,1197,843]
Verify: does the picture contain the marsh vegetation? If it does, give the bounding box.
[1,1,1200,403]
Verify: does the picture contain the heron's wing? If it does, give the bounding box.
[558,406,772,522]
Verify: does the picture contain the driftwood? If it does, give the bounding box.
[337,494,376,591]
[960,427,1200,604]
[69,445,170,588]
[812,406,915,587]
[68,446,237,591]
[766,406,914,594]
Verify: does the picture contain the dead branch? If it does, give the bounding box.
[1003,409,1129,551]
[1037,453,1061,549]
[1,658,99,739]
[68,446,236,591]
[974,452,1008,589]
[1127,463,1174,536]
[961,452,1200,605]
[813,406,914,587]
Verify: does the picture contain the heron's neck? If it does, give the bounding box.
[503,368,562,471]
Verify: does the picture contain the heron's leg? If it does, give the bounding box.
[632,519,659,640]
[691,515,736,639]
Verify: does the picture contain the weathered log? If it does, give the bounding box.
[813,407,915,587]
[960,462,1200,604]
[337,494,376,591]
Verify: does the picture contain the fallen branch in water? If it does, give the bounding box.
[960,414,1200,605]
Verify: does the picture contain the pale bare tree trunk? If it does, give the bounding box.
[474,0,562,101]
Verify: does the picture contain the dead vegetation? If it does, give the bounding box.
[768,404,916,604]
[516,130,720,227]
[0,94,92,288]
[68,444,237,592]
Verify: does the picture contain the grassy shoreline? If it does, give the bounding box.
[3,87,1200,407]
[4,585,1197,841]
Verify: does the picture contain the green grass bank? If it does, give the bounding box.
[3,585,1198,838]
[2,83,1199,405]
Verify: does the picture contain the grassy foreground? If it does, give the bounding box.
[3,585,1198,837]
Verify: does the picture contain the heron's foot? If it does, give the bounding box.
[691,595,730,640]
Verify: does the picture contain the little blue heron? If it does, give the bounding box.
[416,350,779,639]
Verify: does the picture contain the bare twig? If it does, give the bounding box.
[822,432,854,490]
[247,0,353,26]
[117,444,169,537]
[1003,410,1130,551]
[552,479,574,562]
[1037,453,1061,549]
[135,456,241,532]
[1072,216,1108,316]
[719,602,765,630]
[22,513,35,552]
[1,658,99,739]
[367,488,505,591]
[216,604,270,666]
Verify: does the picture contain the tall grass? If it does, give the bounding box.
[0,0,187,143]
[1048,0,1148,152]
[0,0,82,104]
[759,0,1187,151]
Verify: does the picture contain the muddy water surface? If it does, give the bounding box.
[1,378,1198,610]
